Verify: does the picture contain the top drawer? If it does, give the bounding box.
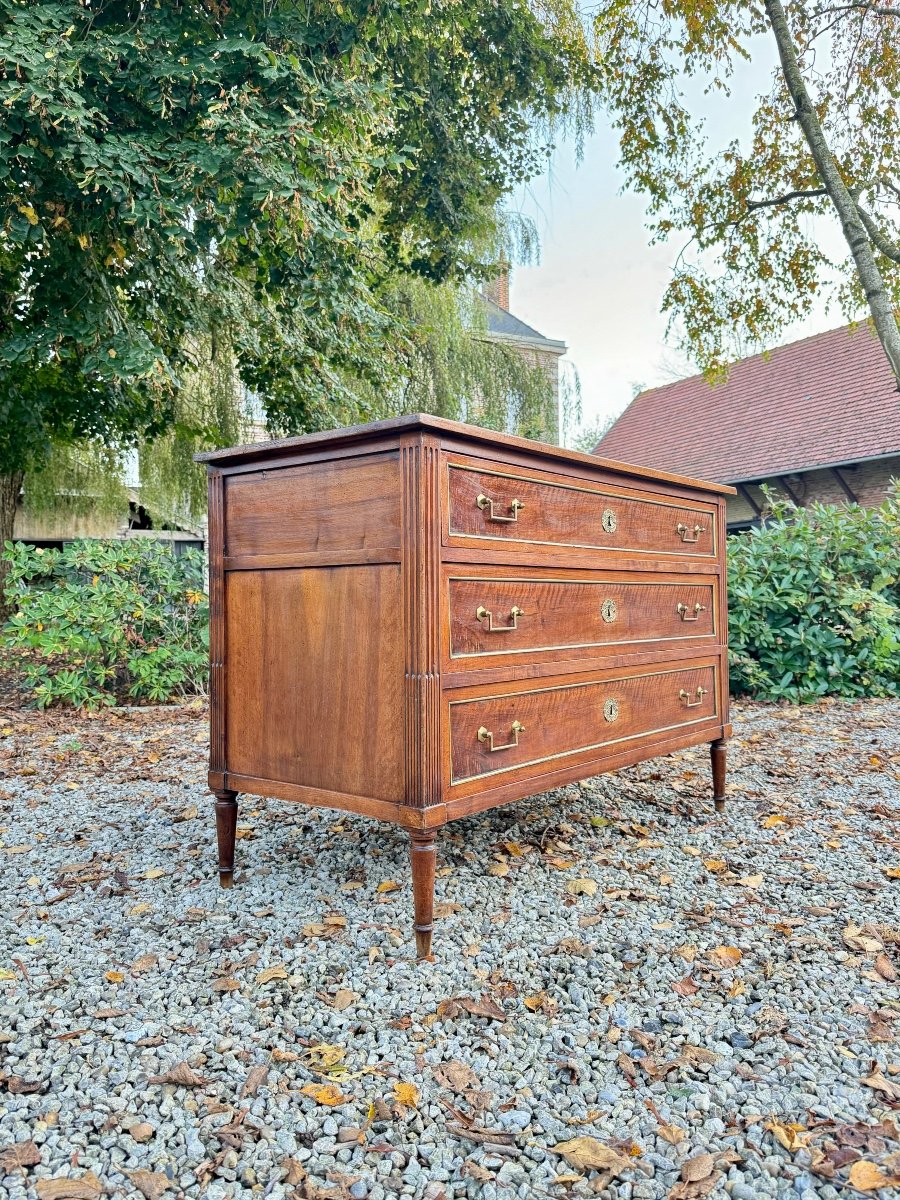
[445,460,719,561]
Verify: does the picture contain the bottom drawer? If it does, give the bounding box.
[449,661,718,784]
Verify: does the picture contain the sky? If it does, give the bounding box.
[506,36,851,442]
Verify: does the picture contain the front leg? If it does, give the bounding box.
[213,789,239,887]
[409,830,437,959]
[710,739,727,813]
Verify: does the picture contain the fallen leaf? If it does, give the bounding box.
[862,1064,900,1101]
[844,923,884,955]
[130,954,157,975]
[875,954,897,982]
[764,1117,813,1151]
[127,1170,171,1200]
[129,903,152,916]
[432,1060,479,1093]
[761,815,787,828]
[702,859,727,873]
[300,1082,349,1106]
[487,861,509,877]
[552,1136,630,1175]
[566,878,598,897]
[0,1139,41,1170]
[256,965,288,985]
[394,1081,419,1109]
[738,874,764,888]
[330,989,358,1011]
[376,880,400,893]
[34,1175,102,1200]
[658,1123,686,1146]
[174,804,198,823]
[681,1153,715,1183]
[523,990,558,1014]
[848,1161,899,1192]
[240,1065,268,1098]
[104,970,124,984]
[457,994,506,1021]
[148,1062,207,1088]
[143,868,165,880]
[708,945,743,968]
[211,977,241,993]
[883,867,900,880]
[672,974,699,997]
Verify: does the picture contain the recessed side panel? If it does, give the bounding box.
[224,453,401,563]
[224,566,403,802]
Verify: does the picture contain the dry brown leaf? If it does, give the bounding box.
[762,815,787,828]
[330,989,359,1011]
[256,964,288,985]
[211,977,240,993]
[674,944,697,963]
[174,804,198,823]
[128,1170,171,1200]
[130,954,157,975]
[738,874,764,888]
[523,990,558,1015]
[432,1060,479,1093]
[883,867,900,880]
[300,1082,349,1106]
[552,1136,630,1175]
[34,1174,103,1200]
[708,945,743,968]
[240,1065,269,1098]
[702,859,727,873]
[566,878,598,897]
[0,1139,41,1170]
[847,1161,900,1192]
[764,1117,813,1151]
[143,868,165,880]
[681,1153,715,1183]
[148,1062,207,1088]
[875,954,897,982]
[844,923,885,955]
[104,970,124,984]
[658,1123,686,1146]
[376,880,400,893]
[672,974,699,997]
[457,994,506,1021]
[862,1064,900,1101]
[394,1081,419,1109]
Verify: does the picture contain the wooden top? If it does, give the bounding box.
[196,413,736,495]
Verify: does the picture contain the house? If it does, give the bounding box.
[480,266,568,444]
[594,323,900,530]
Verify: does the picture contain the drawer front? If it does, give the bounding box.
[448,573,717,662]
[446,463,717,559]
[449,663,718,784]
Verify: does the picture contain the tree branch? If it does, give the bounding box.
[813,3,900,16]
[854,201,900,264]
[747,188,828,211]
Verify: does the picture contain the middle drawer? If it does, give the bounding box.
[444,568,719,669]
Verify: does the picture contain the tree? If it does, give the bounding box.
[0,1,597,557]
[594,1,900,382]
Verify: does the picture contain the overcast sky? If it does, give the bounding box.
[507,35,853,441]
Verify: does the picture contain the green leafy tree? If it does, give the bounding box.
[0,0,597,561]
[595,1,900,380]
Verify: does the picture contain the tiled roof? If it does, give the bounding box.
[481,296,566,349]
[595,323,900,482]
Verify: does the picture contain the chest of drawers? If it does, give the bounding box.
[199,415,734,956]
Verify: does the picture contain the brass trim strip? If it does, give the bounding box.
[448,664,719,784]
[446,463,718,558]
[447,576,718,659]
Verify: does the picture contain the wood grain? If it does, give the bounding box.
[224,566,403,801]
[449,663,718,784]
[224,454,400,562]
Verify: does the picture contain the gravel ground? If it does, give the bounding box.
[1,698,899,1200]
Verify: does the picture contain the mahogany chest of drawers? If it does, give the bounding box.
[198,415,734,956]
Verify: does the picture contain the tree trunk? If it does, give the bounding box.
[765,0,900,387]
[0,471,23,621]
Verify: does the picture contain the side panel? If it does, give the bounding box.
[224,566,404,803]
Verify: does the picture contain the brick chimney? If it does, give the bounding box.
[482,259,510,311]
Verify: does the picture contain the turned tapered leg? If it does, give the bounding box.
[214,789,238,888]
[410,831,437,959]
[711,739,727,813]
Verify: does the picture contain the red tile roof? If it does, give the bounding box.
[595,323,900,482]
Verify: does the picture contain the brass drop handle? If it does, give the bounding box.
[679,686,709,708]
[676,522,707,543]
[478,720,525,752]
[476,493,525,523]
[476,604,523,632]
[676,602,707,622]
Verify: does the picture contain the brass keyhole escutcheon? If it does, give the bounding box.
[603,698,619,723]
[601,508,618,534]
[600,598,618,624]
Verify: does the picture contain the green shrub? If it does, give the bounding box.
[2,539,209,708]
[728,487,900,702]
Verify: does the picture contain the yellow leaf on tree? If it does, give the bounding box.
[300,1083,349,1107]
[393,1081,419,1108]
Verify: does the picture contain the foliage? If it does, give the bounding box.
[728,489,900,703]
[2,539,208,708]
[594,1,900,377]
[0,0,597,491]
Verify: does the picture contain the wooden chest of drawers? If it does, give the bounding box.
[198,415,734,956]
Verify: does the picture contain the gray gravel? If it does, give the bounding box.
[1,697,899,1199]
